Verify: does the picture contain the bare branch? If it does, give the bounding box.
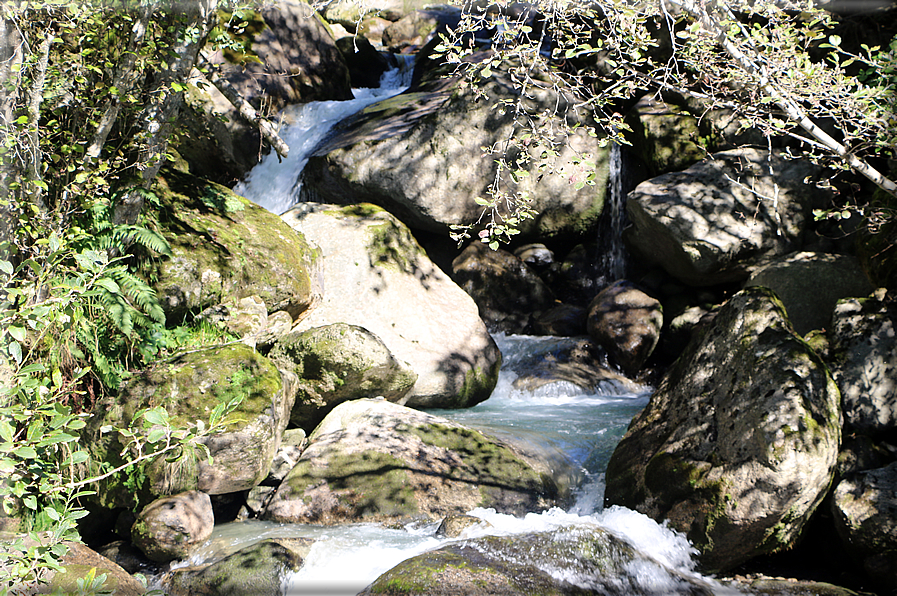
[196,52,290,160]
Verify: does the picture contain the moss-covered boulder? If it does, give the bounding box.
[262,398,571,525]
[360,525,714,595]
[149,168,320,325]
[268,323,417,432]
[604,287,841,572]
[164,537,314,596]
[282,204,500,409]
[85,343,295,508]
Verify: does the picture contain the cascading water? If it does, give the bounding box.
[233,57,414,215]
[161,334,741,595]
[595,142,630,288]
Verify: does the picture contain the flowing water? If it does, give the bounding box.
[233,57,414,215]
[163,335,741,595]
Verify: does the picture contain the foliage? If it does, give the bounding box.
[411,0,897,249]
[0,1,261,593]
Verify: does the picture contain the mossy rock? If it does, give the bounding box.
[84,343,294,508]
[360,525,714,595]
[149,168,320,324]
[164,537,314,596]
[263,399,571,525]
[605,287,841,572]
[269,323,417,432]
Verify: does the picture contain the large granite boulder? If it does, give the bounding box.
[586,280,663,376]
[451,242,556,334]
[831,462,897,592]
[828,291,897,436]
[625,149,831,286]
[745,251,873,336]
[301,61,611,241]
[281,203,500,409]
[268,322,418,432]
[150,168,320,325]
[604,287,842,572]
[85,343,295,508]
[178,0,352,182]
[164,537,314,596]
[263,398,571,525]
[131,491,215,563]
[360,525,715,596]
[26,542,147,596]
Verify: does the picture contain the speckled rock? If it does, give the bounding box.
[262,398,572,525]
[831,461,897,591]
[828,291,897,436]
[605,287,842,572]
[131,491,214,563]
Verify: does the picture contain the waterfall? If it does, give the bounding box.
[233,57,414,215]
[596,142,629,288]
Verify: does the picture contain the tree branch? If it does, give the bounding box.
[665,0,897,198]
[196,52,290,159]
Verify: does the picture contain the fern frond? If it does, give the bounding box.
[106,267,165,324]
[112,225,172,257]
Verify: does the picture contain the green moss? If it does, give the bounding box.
[406,423,549,500]
[367,218,422,274]
[286,451,419,519]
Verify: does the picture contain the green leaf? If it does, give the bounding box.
[142,408,168,427]
[23,495,37,510]
[829,35,841,46]
[0,260,12,275]
[14,445,37,459]
[8,326,26,343]
[15,115,28,125]
[147,428,167,444]
[8,340,22,364]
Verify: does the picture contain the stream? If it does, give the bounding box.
[167,335,739,595]
[220,65,742,595]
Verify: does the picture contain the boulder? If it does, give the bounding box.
[150,169,320,325]
[268,323,418,431]
[831,462,897,591]
[301,60,611,241]
[131,491,215,563]
[745,251,873,336]
[828,292,897,436]
[451,242,556,334]
[263,398,571,525]
[85,343,295,507]
[625,148,831,286]
[604,287,842,572]
[336,35,393,88]
[30,542,147,596]
[381,6,461,51]
[504,336,640,394]
[281,203,500,409]
[177,0,352,182]
[360,525,715,596]
[320,0,442,30]
[587,280,663,376]
[164,537,313,596]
